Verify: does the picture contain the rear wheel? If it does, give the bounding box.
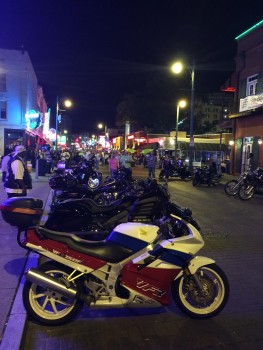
[192,178,198,186]
[172,263,229,319]
[23,261,84,326]
[238,184,254,200]
[224,180,239,196]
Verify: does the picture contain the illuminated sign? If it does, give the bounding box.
[47,128,56,142]
[43,109,50,135]
[59,135,67,145]
[25,109,41,130]
[239,92,263,112]
[128,135,134,139]
[135,138,146,142]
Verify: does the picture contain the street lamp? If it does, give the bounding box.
[98,123,107,147]
[171,59,195,173]
[175,99,187,158]
[55,97,72,150]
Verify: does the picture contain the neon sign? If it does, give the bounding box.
[25,109,41,130]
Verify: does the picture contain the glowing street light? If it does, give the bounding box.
[55,97,72,150]
[98,123,108,147]
[171,59,195,173]
[175,99,187,157]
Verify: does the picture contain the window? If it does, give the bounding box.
[0,73,6,91]
[247,74,258,96]
[0,101,7,120]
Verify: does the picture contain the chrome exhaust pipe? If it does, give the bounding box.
[26,268,78,299]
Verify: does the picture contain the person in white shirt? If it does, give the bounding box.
[4,145,32,198]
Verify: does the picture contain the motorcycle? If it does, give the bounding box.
[44,179,200,239]
[0,198,229,326]
[224,169,253,196]
[50,166,138,205]
[238,167,263,200]
[192,165,223,187]
[50,160,102,192]
[159,160,191,181]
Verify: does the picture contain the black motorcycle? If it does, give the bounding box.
[192,165,223,187]
[224,169,252,196]
[238,167,263,200]
[49,166,140,204]
[159,160,191,181]
[44,179,200,240]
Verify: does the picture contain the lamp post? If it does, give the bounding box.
[175,99,187,158]
[171,59,195,173]
[55,97,72,150]
[98,123,107,148]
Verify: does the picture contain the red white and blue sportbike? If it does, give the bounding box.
[0,198,229,326]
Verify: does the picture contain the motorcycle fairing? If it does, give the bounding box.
[121,262,180,305]
[149,245,192,268]
[108,222,159,243]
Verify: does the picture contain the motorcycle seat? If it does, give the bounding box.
[59,197,126,214]
[36,226,136,263]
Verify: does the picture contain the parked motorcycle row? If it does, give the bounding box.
[0,158,231,326]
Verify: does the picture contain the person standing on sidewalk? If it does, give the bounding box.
[146,151,157,179]
[120,150,133,180]
[1,147,13,183]
[108,152,119,177]
[4,145,32,198]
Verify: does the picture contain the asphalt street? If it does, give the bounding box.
[1,165,263,350]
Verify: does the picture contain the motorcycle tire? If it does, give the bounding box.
[238,184,255,200]
[23,261,84,326]
[172,263,229,319]
[192,178,198,186]
[224,180,239,196]
[88,176,100,189]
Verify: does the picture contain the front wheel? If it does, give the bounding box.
[88,176,101,189]
[23,261,84,326]
[172,263,229,319]
[238,184,254,200]
[224,180,239,196]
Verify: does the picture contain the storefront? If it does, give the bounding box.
[230,111,263,173]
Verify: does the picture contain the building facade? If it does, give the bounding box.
[0,48,48,157]
[227,20,263,173]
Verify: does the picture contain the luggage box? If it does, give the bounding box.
[0,197,43,229]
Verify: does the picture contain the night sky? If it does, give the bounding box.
[0,0,263,132]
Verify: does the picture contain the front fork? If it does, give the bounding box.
[175,256,215,290]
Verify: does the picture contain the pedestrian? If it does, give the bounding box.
[161,154,172,184]
[60,148,71,167]
[4,145,32,198]
[44,148,53,174]
[119,150,133,179]
[108,153,119,177]
[1,147,13,183]
[146,151,157,179]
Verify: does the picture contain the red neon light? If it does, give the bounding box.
[221,87,236,92]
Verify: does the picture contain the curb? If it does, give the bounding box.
[0,253,38,350]
[0,189,53,350]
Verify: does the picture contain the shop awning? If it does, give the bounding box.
[141,142,159,150]
[180,142,229,152]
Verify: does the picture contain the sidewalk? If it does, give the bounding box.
[0,172,52,350]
